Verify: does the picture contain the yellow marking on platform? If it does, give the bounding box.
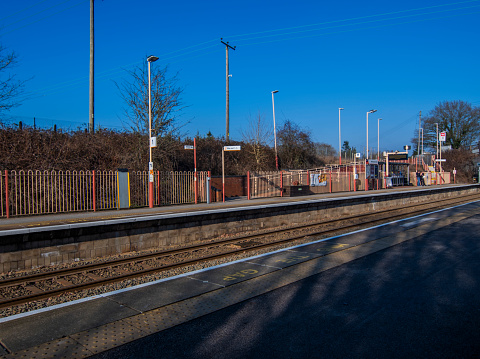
[316,243,349,251]
[276,255,312,264]
[223,269,259,281]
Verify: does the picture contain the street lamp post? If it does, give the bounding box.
[338,108,344,165]
[147,55,159,208]
[271,90,279,171]
[435,123,439,171]
[377,118,382,160]
[366,109,377,159]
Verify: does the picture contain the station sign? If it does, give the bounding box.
[389,153,408,160]
[224,146,241,151]
[355,152,361,158]
[184,145,194,150]
[439,132,446,142]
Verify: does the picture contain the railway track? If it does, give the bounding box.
[1,193,479,310]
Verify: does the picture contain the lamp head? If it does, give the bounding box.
[339,108,344,110]
[147,55,159,62]
[368,109,377,114]
[272,90,279,94]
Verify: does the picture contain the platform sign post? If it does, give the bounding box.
[222,146,241,202]
[184,139,198,204]
[439,132,446,174]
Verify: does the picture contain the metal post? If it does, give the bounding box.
[147,55,158,208]
[329,170,332,193]
[222,147,225,202]
[157,171,161,205]
[92,170,96,212]
[366,109,377,159]
[365,159,368,191]
[417,111,421,171]
[377,118,382,160]
[89,0,94,134]
[272,90,279,170]
[247,171,250,200]
[148,60,153,208]
[5,170,9,219]
[194,137,197,204]
[435,123,439,170]
[280,171,283,197]
[354,156,356,192]
[339,108,344,165]
[440,134,443,179]
[206,172,211,204]
[366,112,369,160]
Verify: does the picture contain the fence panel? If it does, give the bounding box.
[0,171,4,217]
[250,171,282,199]
[95,170,117,210]
[3,170,96,216]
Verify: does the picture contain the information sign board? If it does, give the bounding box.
[224,146,241,151]
[150,137,157,148]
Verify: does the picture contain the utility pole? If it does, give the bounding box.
[435,122,439,170]
[89,0,94,133]
[221,38,235,142]
[418,111,422,157]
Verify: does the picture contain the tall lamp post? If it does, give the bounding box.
[366,109,377,159]
[338,108,344,165]
[377,118,382,160]
[271,90,279,170]
[147,55,159,208]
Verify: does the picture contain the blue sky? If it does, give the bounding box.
[1,0,479,155]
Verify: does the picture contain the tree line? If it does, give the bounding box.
[0,120,336,175]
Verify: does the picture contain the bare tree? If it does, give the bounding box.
[412,100,480,151]
[314,142,336,164]
[240,113,274,171]
[277,120,324,169]
[115,62,184,137]
[0,44,26,120]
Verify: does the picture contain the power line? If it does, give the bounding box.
[12,1,480,101]
[0,0,50,22]
[225,0,480,41]
[0,0,87,36]
[1,0,77,29]
[230,5,480,46]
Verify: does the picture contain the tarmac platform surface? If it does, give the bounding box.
[1,190,479,358]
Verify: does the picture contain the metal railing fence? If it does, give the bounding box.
[249,167,367,199]
[1,170,208,218]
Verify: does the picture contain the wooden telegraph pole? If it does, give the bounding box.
[221,39,235,142]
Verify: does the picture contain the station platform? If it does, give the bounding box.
[0,184,469,232]
[1,197,480,358]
